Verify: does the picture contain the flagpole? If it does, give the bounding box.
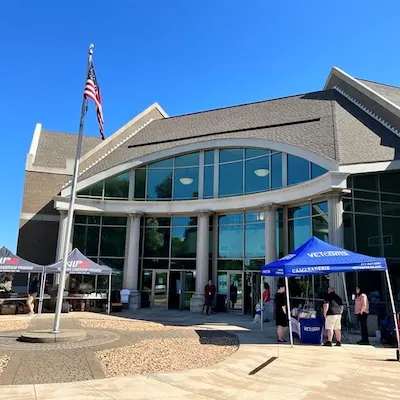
[52,44,94,333]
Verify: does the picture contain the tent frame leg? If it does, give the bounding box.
[285,277,294,348]
[260,279,264,331]
[384,270,400,361]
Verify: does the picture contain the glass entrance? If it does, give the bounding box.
[244,271,261,315]
[228,272,243,314]
[168,271,196,310]
[153,271,168,308]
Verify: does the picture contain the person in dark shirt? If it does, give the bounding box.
[323,287,344,347]
[204,280,216,315]
[275,284,288,342]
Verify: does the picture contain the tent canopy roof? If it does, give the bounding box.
[0,246,44,273]
[261,237,387,277]
[45,248,114,276]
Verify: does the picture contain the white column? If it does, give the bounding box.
[56,211,68,261]
[123,212,142,310]
[190,211,211,312]
[328,193,345,297]
[264,205,278,295]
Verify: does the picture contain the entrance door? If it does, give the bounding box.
[153,271,168,308]
[168,271,196,310]
[168,271,181,309]
[227,272,243,314]
[244,272,261,315]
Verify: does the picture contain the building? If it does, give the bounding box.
[17,67,400,313]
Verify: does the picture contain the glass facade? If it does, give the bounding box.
[288,201,329,299]
[78,172,130,200]
[344,171,400,306]
[132,148,327,201]
[73,215,127,289]
[217,210,281,271]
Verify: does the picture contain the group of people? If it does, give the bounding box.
[271,283,370,345]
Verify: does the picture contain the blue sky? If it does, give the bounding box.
[1,0,399,252]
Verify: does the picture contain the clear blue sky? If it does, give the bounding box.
[1,0,399,252]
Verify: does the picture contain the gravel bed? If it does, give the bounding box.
[79,319,191,331]
[0,320,29,332]
[96,336,239,376]
[0,355,10,376]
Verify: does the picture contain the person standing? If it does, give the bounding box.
[275,284,288,342]
[355,286,369,345]
[230,282,237,309]
[323,287,344,347]
[204,280,216,315]
[262,282,271,322]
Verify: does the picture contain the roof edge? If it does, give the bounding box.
[79,102,168,164]
[325,67,400,115]
[28,123,42,163]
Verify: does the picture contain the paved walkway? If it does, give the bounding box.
[0,310,399,399]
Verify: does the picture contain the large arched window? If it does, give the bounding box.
[77,147,328,201]
[133,148,327,201]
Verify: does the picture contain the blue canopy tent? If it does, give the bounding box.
[261,237,400,356]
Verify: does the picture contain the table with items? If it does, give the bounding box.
[291,305,324,344]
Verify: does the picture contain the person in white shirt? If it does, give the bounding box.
[120,289,130,309]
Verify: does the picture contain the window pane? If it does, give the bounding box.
[148,159,173,168]
[382,217,400,258]
[73,225,86,251]
[145,217,170,227]
[171,226,197,258]
[88,216,101,225]
[102,216,127,226]
[353,190,379,200]
[245,149,269,159]
[144,227,170,257]
[244,259,264,270]
[218,213,243,225]
[172,216,197,226]
[353,174,378,191]
[219,162,243,197]
[147,169,172,200]
[173,167,199,200]
[245,156,270,194]
[380,172,400,194]
[218,225,243,258]
[203,166,214,198]
[287,155,310,185]
[271,153,282,189]
[343,199,353,212]
[86,226,100,256]
[245,223,265,258]
[217,260,243,270]
[74,215,87,224]
[204,150,215,165]
[289,218,311,252]
[245,211,265,223]
[104,172,129,198]
[354,200,379,214]
[219,148,243,163]
[100,227,126,257]
[288,205,311,219]
[355,214,381,257]
[311,163,328,179]
[142,270,153,290]
[170,260,196,270]
[174,152,199,167]
[312,215,328,242]
[312,202,328,216]
[382,203,400,217]
[142,259,169,269]
[381,193,400,203]
[99,259,124,290]
[134,169,146,199]
[343,213,355,251]
[78,181,103,197]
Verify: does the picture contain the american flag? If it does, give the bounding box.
[84,61,104,140]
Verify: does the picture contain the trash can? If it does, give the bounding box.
[299,318,324,344]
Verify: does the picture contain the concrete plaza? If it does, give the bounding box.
[0,310,399,399]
